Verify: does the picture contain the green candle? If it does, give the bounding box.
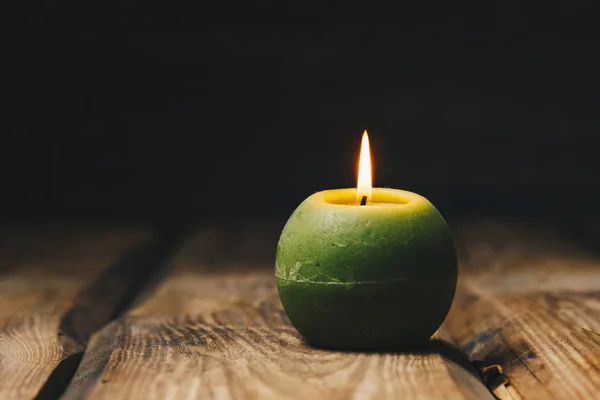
[275,132,457,350]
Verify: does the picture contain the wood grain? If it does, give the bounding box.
[0,225,156,399]
[65,225,492,400]
[446,220,600,400]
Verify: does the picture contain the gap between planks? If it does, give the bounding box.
[0,225,186,400]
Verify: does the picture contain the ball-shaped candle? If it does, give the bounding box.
[275,131,457,350]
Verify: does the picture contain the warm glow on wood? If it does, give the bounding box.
[357,130,372,203]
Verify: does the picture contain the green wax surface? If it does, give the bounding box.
[275,188,457,349]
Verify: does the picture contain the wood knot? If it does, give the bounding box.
[471,361,510,392]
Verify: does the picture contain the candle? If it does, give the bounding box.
[276,130,458,350]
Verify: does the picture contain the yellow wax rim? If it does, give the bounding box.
[315,188,429,208]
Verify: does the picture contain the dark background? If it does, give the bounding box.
[3,7,599,228]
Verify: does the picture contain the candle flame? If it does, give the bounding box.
[357,130,372,203]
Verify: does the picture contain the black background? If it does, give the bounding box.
[3,6,599,228]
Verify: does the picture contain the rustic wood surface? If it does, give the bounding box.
[0,225,157,399]
[1,220,599,399]
[63,224,492,400]
[446,220,600,400]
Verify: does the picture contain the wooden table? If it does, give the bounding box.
[0,220,598,399]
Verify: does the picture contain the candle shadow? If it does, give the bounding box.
[305,337,480,380]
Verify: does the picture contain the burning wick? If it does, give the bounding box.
[357,130,372,204]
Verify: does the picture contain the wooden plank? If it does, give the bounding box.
[446,220,600,400]
[65,224,493,400]
[0,225,163,399]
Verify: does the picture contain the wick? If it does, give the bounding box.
[360,196,367,206]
